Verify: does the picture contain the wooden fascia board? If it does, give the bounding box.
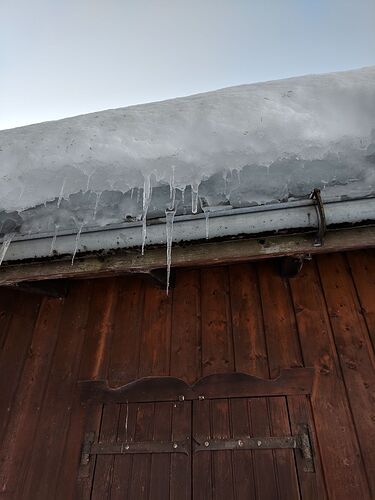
[0,226,374,285]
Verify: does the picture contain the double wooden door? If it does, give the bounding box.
[77,369,323,499]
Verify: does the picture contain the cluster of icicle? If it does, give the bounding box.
[141,169,201,294]
[0,172,205,295]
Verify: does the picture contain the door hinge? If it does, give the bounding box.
[80,433,190,466]
[194,428,315,473]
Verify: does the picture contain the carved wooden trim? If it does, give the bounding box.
[79,367,315,404]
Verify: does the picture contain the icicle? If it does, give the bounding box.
[57,178,66,208]
[18,185,25,202]
[141,218,147,255]
[181,186,185,205]
[141,176,152,255]
[204,210,210,239]
[236,169,241,186]
[169,166,175,199]
[191,182,199,214]
[130,187,134,199]
[170,188,176,211]
[50,225,59,256]
[167,166,176,211]
[93,192,102,219]
[224,172,229,197]
[86,173,93,192]
[0,233,15,266]
[170,189,176,211]
[71,224,84,266]
[165,209,176,295]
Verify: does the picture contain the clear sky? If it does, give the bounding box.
[1,0,374,130]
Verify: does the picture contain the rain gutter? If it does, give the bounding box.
[2,196,375,263]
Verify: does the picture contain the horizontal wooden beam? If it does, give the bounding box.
[0,226,374,285]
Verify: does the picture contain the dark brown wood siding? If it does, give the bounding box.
[0,250,374,499]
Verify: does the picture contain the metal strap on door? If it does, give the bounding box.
[80,432,191,463]
[193,424,314,472]
[80,426,314,472]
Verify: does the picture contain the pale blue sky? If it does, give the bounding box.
[1,0,374,130]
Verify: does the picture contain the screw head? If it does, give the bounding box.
[125,445,130,450]
[178,395,185,401]
[257,440,262,447]
[204,441,210,447]
[173,443,178,449]
[238,440,243,447]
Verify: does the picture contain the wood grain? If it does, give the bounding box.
[0,250,374,498]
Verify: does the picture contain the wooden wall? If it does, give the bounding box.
[0,250,374,499]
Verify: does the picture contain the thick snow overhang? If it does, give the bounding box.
[0,66,375,270]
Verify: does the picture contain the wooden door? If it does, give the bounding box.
[192,396,317,500]
[77,369,322,499]
[79,400,192,499]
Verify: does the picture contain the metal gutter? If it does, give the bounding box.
[2,197,375,263]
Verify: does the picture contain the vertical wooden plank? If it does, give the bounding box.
[201,267,234,375]
[0,306,11,352]
[346,250,375,352]
[170,269,201,384]
[257,260,302,372]
[19,281,92,500]
[131,281,172,498]
[170,401,191,500]
[68,278,121,500]
[228,263,268,375]
[140,284,173,498]
[211,399,235,500]
[229,263,275,499]
[287,393,324,500]
[106,277,144,498]
[78,278,119,383]
[249,397,279,500]
[110,403,138,500]
[257,260,327,499]
[91,404,121,500]
[317,253,375,497]
[0,288,16,352]
[230,398,256,500]
[148,402,172,499]
[231,261,298,499]
[0,296,64,497]
[290,259,371,499]
[108,277,144,386]
[193,399,212,500]
[197,266,234,499]
[127,403,155,499]
[138,283,172,377]
[0,292,41,443]
[268,396,300,500]
[75,406,105,500]
[169,269,199,497]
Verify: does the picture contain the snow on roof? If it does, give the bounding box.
[0,66,374,242]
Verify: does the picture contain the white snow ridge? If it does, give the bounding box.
[0,66,374,244]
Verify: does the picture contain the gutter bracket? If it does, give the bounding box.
[310,188,326,247]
